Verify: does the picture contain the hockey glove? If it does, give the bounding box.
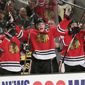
[68,27,80,36]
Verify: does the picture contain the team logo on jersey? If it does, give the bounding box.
[37,33,49,43]
[9,42,19,54]
[70,38,80,50]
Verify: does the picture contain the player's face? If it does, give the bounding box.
[71,22,77,28]
[37,22,46,32]
[0,13,4,21]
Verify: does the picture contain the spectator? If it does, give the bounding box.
[4,0,17,23]
[45,0,58,22]
[34,0,46,21]
[0,0,7,10]
[15,7,31,29]
[0,10,5,34]
[26,0,39,25]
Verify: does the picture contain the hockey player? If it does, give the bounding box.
[0,27,21,75]
[19,17,70,74]
[59,19,85,73]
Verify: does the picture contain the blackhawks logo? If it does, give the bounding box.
[37,33,49,43]
[9,42,19,54]
[70,38,80,50]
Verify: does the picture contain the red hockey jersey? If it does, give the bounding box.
[60,30,85,66]
[0,36,21,72]
[22,25,66,60]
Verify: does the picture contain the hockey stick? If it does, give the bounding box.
[59,34,76,73]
